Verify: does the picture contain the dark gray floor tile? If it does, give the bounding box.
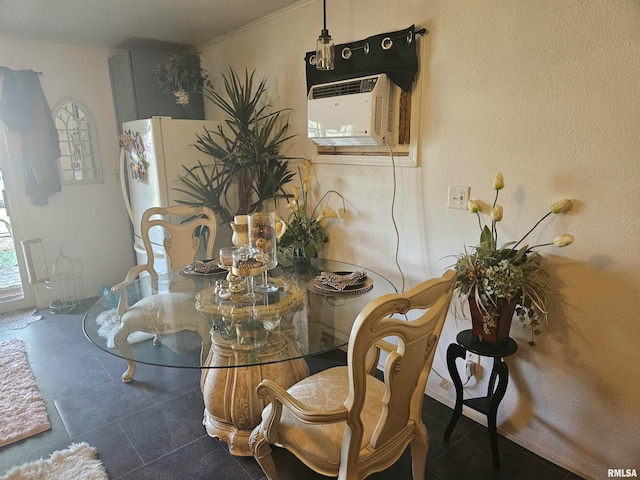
[423,415,474,466]
[48,332,102,358]
[266,454,328,480]
[90,346,136,381]
[119,436,250,480]
[53,378,155,437]
[31,348,113,396]
[120,363,201,403]
[71,421,143,479]
[427,424,570,480]
[231,443,301,480]
[117,390,208,464]
[0,320,63,351]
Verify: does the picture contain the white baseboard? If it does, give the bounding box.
[425,388,594,480]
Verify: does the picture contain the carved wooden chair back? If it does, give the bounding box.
[251,270,456,480]
[140,204,217,274]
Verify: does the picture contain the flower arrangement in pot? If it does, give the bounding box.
[454,173,574,346]
[278,160,346,270]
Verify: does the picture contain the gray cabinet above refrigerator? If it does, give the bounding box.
[108,48,205,134]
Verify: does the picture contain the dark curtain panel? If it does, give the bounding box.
[305,25,420,93]
[0,68,61,205]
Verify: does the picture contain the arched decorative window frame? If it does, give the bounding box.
[52,96,104,184]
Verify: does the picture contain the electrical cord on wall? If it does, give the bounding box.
[382,139,460,390]
[382,139,456,389]
[383,138,406,293]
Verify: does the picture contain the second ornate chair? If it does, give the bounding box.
[111,205,217,382]
[250,270,456,480]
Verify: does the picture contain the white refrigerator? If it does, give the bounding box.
[120,117,220,272]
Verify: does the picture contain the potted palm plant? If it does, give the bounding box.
[173,68,296,225]
[454,173,575,346]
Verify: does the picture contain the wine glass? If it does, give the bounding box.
[231,245,266,303]
[249,212,279,293]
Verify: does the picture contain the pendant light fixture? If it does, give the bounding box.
[315,0,334,70]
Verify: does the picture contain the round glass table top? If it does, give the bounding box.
[83,258,396,369]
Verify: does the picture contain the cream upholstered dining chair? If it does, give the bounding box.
[111,205,217,382]
[250,270,456,480]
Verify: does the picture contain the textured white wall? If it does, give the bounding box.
[199,0,640,477]
[0,38,134,306]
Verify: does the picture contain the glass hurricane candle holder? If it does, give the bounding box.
[231,245,266,303]
[249,212,278,293]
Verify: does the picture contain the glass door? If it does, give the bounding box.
[0,127,36,313]
[0,168,21,300]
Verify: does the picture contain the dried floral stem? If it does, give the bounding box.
[512,211,552,251]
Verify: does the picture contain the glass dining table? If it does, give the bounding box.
[83,258,396,456]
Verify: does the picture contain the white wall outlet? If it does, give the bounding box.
[439,378,453,390]
[466,352,479,363]
[448,185,470,209]
[465,360,476,378]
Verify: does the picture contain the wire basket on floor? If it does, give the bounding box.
[45,247,84,314]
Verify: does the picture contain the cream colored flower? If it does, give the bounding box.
[173,89,190,105]
[553,234,575,247]
[291,186,299,201]
[302,174,311,192]
[287,199,298,213]
[467,199,481,213]
[493,172,504,190]
[550,199,573,214]
[315,206,339,224]
[275,219,287,239]
[491,205,503,222]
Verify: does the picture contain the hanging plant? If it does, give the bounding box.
[152,53,209,106]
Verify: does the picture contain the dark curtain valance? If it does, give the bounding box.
[305,25,422,93]
[0,67,61,205]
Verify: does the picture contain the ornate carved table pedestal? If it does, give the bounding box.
[196,277,308,456]
[200,328,308,456]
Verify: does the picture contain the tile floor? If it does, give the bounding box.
[0,302,583,480]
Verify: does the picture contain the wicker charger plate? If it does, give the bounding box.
[307,277,374,297]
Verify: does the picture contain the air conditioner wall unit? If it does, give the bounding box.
[307,74,395,146]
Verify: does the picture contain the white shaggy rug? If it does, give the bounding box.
[0,339,50,447]
[95,309,154,349]
[0,309,42,333]
[0,442,109,480]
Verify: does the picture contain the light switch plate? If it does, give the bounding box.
[448,185,470,209]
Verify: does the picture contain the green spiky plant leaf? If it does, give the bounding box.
[174,68,297,223]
